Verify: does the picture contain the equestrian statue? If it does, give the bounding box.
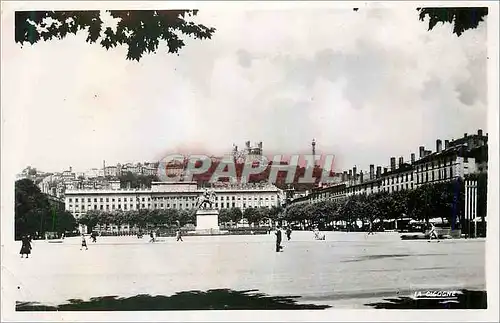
[196,188,217,209]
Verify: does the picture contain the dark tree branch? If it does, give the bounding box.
[417,7,488,36]
[15,10,216,61]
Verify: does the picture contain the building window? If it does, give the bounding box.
[425,173,428,182]
[87,198,91,202]
[112,198,115,202]
[405,174,408,181]
[94,205,97,210]
[69,198,73,203]
[161,204,164,208]
[142,204,145,208]
[215,203,219,208]
[450,167,453,177]
[118,198,121,202]
[124,205,127,210]
[142,198,145,202]
[118,205,121,209]
[106,198,109,202]
[432,172,435,181]
[167,204,170,208]
[406,184,408,190]
[444,169,447,179]
[82,205,85,210]
[106,205,109,210]
[100,198,103,202]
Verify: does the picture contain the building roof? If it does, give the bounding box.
[413,144,467,165]
[382,163,413,176]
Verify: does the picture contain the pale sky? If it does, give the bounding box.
[2,5,488,174]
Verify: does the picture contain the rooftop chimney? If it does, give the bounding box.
[464,133,468,138]
[360,172,364,183]
[419,146,425,159]
[383,167,388,174]
[445,140,450,150]
[425,150,432,156]
[348,169,352,180]
[411,153,415,164]
[398,157,404,167]
[390,157,396,171]
[369,164,375,180]
[376,166,382,178]
[478,129,483,136]
[353,166,357,178]
[436,139,442,153]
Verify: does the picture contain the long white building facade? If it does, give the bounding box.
[290,130,486,207]
[65,181,284,219]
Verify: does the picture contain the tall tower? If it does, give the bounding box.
[312,138,316,158]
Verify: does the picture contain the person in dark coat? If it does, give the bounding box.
[286,227,292,240]
[91,231,97,243]
[20,235,32,258]
[275,227,283,252]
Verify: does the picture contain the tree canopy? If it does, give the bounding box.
[15,10,216,61]
[15,179,77,239]
[418,7,488,36]
[15,8,487,62]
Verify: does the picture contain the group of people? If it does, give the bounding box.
[146,230,183,243]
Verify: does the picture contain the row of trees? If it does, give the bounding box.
[15,179,77,240]
[285,175,487,230]
[78,205,286,232]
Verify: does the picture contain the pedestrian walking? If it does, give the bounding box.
[286,227,292,241]
[176,229,183,242]
[368,221,375,235]
[149,231,155,243]
[275,227,283,252]
[91,231,97,243]
[20,235,32,258]
[428,222,440,242]
[80,234,88,250]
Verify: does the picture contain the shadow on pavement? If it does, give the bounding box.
[16,289,331,311]
[365,289,487,309]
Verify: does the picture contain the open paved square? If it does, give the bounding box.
[5,232,485,308]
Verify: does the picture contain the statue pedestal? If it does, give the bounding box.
[196,209,220,234]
